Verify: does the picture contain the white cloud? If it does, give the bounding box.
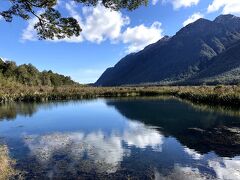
[121,22,163,53]
[183,12,204,26]
[22,2,129,44]
[152,0,159,5]
[21,2,164,53]
[208,158,240,180]
[163,0,200,9]
[81,4,129,43]
[21,17,38,41]
[64,1,164,51]
[207,0,240,15]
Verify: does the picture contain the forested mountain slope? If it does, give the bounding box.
[96,14,240,86]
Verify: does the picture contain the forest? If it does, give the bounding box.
[0,58,76,86]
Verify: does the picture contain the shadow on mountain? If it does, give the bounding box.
[106,98,240,157]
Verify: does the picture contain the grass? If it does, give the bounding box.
[0,145,18,180]
[0,80,239,107]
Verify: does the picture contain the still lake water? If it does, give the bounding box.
[0,97,240,179]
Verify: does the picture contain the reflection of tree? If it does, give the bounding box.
[106,98,240,157]
[0,103,38,120]
[0,101,78,121]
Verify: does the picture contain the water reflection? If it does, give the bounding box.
[0,98,239,179]
[208,158,240,179]
[23,121,163,175]
[0,103,38,120]
[0,100,92,121]
[154,166,208,180]
[106,98,240,157]
[183,147,203,160]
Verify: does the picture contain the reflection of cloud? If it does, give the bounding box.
[24,121,163,174]
[82,131,124,172]
[162,0,200,10]
[208,158,240,180]
[124,121,163,151]
[155,165,206,180]
[25,132,123,173]
[184,147,203,160]
[25,133,85,162]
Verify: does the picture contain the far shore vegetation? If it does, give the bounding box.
[0,60,239,107]
[0,80,239,108]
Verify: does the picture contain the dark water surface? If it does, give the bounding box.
[0,97,240,179]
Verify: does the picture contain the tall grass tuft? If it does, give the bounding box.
[0,145,19,179]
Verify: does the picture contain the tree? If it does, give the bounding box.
[0,0,148,40]
[2,61,17,78]
[0,60,76,86]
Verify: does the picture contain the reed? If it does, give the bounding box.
[0,81,239,107]
[0,145,18,180]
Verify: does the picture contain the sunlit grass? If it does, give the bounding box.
[0,81,239,107]
[0,145,18,180]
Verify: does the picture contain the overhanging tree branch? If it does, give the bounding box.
[0,0,148,39]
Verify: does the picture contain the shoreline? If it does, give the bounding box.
[0,85,239,108]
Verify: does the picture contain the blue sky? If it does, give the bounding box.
[0,0,240,83]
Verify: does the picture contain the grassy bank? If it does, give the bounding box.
[0,80,239,107]
[0,145,18,179]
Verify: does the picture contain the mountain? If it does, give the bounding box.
[187,41,240,84]
[95,14,240,86]
[0,59,77,86]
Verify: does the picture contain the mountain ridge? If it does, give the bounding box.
[95,14,240,86]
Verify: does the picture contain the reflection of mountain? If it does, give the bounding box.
[1,99,240,179]
[106,98,240,157]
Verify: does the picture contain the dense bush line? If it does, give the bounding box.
[0,59,76,86]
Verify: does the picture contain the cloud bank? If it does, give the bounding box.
[163,0,200,9]
[121,22,163,53]
[208,0,240,15]
[21,2,163,53]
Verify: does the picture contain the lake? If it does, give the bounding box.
[0,97,240,179]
